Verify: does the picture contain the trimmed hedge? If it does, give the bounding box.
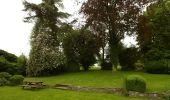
[124,75,146,93]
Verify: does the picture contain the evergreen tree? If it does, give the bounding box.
[23,0,69,76]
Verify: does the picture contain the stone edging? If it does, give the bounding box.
[53,84,166,99]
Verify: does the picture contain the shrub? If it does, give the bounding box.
[101,61,113,70]
[0,56,8,71]
[144,60,169,74]
[119,47,140,71]
[17,54,27,76]
[124,75,146,93]
[0,72,11,86]
[0,49,18,63]
[0,78,9,86]
[0,72,12,79]
[134,61,144,71]
[163,90,170,100]
[9,75,24,86]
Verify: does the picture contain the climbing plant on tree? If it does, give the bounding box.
[81,0,156,69]
[23,0,69,76]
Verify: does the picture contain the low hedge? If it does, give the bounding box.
[124,75,146,93]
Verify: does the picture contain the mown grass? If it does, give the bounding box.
[0,70,169,100]
[0,87,149,100]
[26,70,170,92]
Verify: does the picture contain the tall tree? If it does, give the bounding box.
[137,0,170,56]
[23,0,69,76]
[81,0,155,68]
[63,28,99,71]
[137,15,153,54]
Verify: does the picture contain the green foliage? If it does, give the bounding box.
[124,75,146,93]
[81,0,153,69]
[137,1,170,75]
[134,61,144,71]
[0,50,27,75]
[119,47,140,71]
[0,78,9,86]
[0,49,18,63]
[144,60,170,74]
[139,1,170,74]
[143,47,170,74]
[0,56,19,75]
[147,1,170,50]
[0,72,24,86]
[0,56,8,71]
[138,0,170,51]
[17,54,27,76]
[0,72,11,86]
[9,75,24,86]
[0,72,12,79]
[63,29,99,71]
[23,0,69,76]
[101,61,113,70]
[163,90,170,100]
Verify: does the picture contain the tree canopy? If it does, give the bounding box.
[81,0,156,68]
[23,0,69,76]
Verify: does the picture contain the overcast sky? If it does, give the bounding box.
[0,0,136,57]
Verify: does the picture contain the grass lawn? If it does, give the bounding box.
[0,87,149,100]
[26,70,170,92]
[0,70,169,100]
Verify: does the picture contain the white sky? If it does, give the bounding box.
[0,0,136,57]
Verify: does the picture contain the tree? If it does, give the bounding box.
[119,47,140,70]
[17,54,27,76]
[0,49,18,63]
[81,0,155,68]
[23,0,69,76]
[137,0,170,74]
[137,15,153,54]
[63,29,99,71]
[137,0,170,53]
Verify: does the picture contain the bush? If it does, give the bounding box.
[101,61,113,70]
[0,56,8,71]
[0,49,18,63]
[144,60,169,74]
[17,54,27,76]
[0,72,11,86]
[9,75,24,86]
[119,47,140,71]
[124,75,146,93]
[134,61,144,71]
[163,90,170,100]
[0,78,9,86]
[0,72,12,79]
